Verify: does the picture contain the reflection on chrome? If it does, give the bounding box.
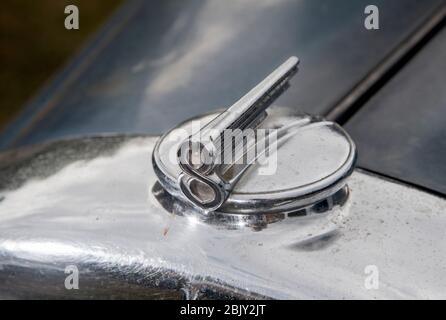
[153,182,350,231]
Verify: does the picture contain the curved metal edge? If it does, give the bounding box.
[152,112,357,215]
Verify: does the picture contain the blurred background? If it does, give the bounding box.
[0,0,123,130]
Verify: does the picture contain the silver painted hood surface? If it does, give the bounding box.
[0,135,445,299]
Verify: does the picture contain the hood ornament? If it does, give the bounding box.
[153,57,356,227]
[177,57,298,211]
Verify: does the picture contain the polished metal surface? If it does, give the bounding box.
[1,135,445,299]
[1,0,446,300]
[154,107,356,218]
[346,26,446,195]
[0,0,443,150]
[175,57,299,210]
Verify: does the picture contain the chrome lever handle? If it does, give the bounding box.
[177,57,299,212]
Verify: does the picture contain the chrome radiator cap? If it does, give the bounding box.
[153,57,356,228]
